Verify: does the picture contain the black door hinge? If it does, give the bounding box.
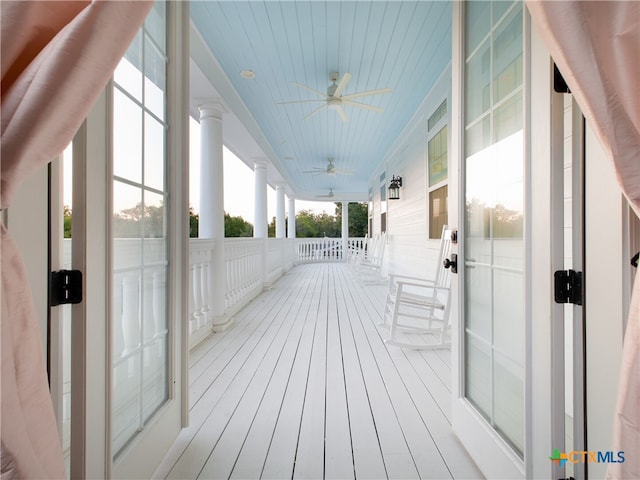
[50,270,83,306]
[554,269,582,305]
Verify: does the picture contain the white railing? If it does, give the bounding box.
[188,239,216,338]
[295,237,344,262]
[64,237,366,353]
[346,237,367,260]
[224,238,263,316]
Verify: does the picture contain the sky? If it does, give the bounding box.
[189,117,335,221]
[62,119,337,220]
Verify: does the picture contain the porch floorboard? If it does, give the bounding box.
[154,263,483,480]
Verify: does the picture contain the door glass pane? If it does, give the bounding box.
[111,5,168,458]
[144,113,165,191]
[114,31,143,103]
[113,90,143,184]
[464,0,525,457]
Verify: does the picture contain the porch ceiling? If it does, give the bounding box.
[189,1,451,201]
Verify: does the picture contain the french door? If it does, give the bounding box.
[25,2,190,478]
[451,2,629,478]
[450,2,528,477]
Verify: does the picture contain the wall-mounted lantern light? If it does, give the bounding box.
[388,175,403,200]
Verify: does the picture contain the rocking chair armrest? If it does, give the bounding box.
[395,280,450,295]
[388,273,437,285]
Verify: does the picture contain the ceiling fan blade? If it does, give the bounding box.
[277,99,326,105]
[291,82,328,98]
[341,87,392,100]
[336,105,348,122]
[333,72,352,97]
[342,100,384,113]
[304,103,328,120]
[302,168,325,173]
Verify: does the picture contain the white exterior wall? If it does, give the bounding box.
[370,65,452,279]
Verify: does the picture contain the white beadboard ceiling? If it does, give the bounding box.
[190,1,451,201]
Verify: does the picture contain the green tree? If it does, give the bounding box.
[295,210,321,237]
[225,213,253,237]
[190,209,253,238]
[335,202,368,237]
[112,202,164,238]
[268,216,276,237]
[64,205,72,238]
[189,207,199,238]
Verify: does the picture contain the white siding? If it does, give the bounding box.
[370,65,452,278]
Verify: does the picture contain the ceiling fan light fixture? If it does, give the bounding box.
[327,98,341,110]
[240,70,256,79]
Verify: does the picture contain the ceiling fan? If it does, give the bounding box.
[304,158,354,176]
[279,72,391,122]
[316,188,335,198]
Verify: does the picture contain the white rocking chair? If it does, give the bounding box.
[382,226,453,350]
[355,232,387,284]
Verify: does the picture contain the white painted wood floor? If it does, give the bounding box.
[153,263,483,480]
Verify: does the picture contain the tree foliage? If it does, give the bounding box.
[189,207,199,238]
[335,202,369,237]
[225,213,253,237]
[64,205,72,238]
[269,202,369,238]
[113,203,164,238]
[64,202,369,240]
[189,209,253,238]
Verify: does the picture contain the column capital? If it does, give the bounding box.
[253,159,268,170]
[198,100,227,120]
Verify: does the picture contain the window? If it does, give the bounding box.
[379,172,387,233]
[428,100,449,238]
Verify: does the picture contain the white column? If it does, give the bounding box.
[198,102,225,239]
[287,196,296,239]
[341,201,349,261]
[253,161,268,238]
[253,160,268,287]
[198,102,226,326]
[275,184,286,238]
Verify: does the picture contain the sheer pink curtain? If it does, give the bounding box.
[527,1,640,478]
[1,1,152,477]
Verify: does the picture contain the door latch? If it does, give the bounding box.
[554,269,582,306]
[443,253,457,274]
[50,270,83,306]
